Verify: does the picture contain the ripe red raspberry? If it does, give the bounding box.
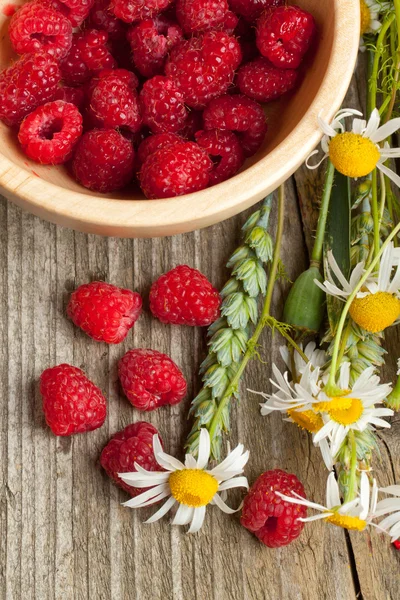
[127,16,183,78]
[60,29,116,86]
[110,0,173,23]
[18,100,83,165]
[137,132,183,164]
[176,0,230,34]
[140,76,187,134]
[203,94,267,157]
[119,349,187,411]
[256,5,316,69]
[72,129,135,192]
[237,57,298,102]
[9,1,72,59]
[67,281,142,344]
[54,86,85,108]
[89,70,141,131]
[43,0,95,26]
[241,469,307,548]
[100,422,163,495]
[85,0,126,38]
[139,141,212,199]
[165,31,242,109]
[195,129,244,185]
[150,265,221,326]
[393,540,400,550]
[178,110,203,140]
[40,364,107,436]
[228,0,283,22]
[0,53,61,127]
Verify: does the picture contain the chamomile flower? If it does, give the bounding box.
[313,364,393,457]
[372,485,400,541]
[277,471,378,532]
[280,341,327,376]
[118,429,249,533]
[315,243,400,333]
[307,108,400,185]
[359,1,389,50]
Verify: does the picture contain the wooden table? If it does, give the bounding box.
[1,67,399,600]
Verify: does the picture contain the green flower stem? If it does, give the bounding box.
[310,160,335,266]
[269,322,309,364]
[368,13,395,115]
[325,220,400,395]
[384,0,400,123]
[207,183,285,442]
[371,168,380,258]
[344,431,358,503]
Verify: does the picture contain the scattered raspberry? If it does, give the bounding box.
[176,0,231,34]
[119,349,187,411]
[89,69,141,131]
[67,281,142,343]
[241,469,307,548]
[237,57,298,102]
[72,129,135,192]
[85,0,126,38]
[43,0,95,26]
[9,1,73,59]
[221,11,239,34]
[127,16,183,78]
[195,129,244,185]
[54,86,85,108]
[150,265,221,326]
[228,0,283,22]
[100,422,163,495]
[139,141,212,198]
[203,94,267,157]
[137,132,182,164]
[140,76,187,134]
[0,53,61,127]
[18,100,83,165]
[256,5,316,69]
[393,540,400,550]
[111,0,173,23]
[40,364,107,436]
[165,31,242,108]
[60,29,116,86]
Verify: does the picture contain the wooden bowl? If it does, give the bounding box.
[0,0,360,238]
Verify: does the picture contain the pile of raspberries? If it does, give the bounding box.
[0,0,315,198]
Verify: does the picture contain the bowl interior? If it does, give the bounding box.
[0,0,334,201]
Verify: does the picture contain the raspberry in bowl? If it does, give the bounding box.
[0,0,359,237]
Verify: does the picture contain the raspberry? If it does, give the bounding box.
[110,0,173,23]
[67,281,142,344]
[119,349,187,411]
[165,31,242,109]
[228,0,283,22]
[393,540,400,550]
[137,132,183,164]
[40,364,107,436]
[43,0,95,26]
[54,86,85,108]
[176,0,231,34]
[100,422,163,495]
[140,76,187,134]
[127,16,183,78]
[203,94,267,157]
[241,469,307,548]
[150,265,221,326]
[60,29,116,86]
[0,53,61,127]
[85,0,126,38]
[9,1,73,59]
[256,5,316,69]
[237,57,298,102]
[195,129,244,185]
[139,141,212,199]
[18,100,83,165]
[89,70,141,131]
[178,110,203,140]
[72,129,135,192]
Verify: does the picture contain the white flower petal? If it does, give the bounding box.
[188,506,206,533]
[377,162,400,188]
[326,472,340,508]
[212,492,242,514]
[145,496,176,524]
[218,476,249,492]
[122,484,169,508]
[196,428,211,469]
[173,503,194,526]
[370,117,400,142]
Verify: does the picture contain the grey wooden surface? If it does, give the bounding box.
[1,71,399,600]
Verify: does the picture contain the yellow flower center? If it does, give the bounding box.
[328,398,364,425]
[169,469,218,507]
[329,132,380,178]
[325,511,367,531]
[360,0,371,35]
[314,395,353,413]
[349,291,400,333]
[287,407,324,433]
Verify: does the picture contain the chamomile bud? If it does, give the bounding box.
[283,266,325,333]
[386,360,400,411]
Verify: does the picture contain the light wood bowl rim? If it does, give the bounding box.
[0,0,360,238]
